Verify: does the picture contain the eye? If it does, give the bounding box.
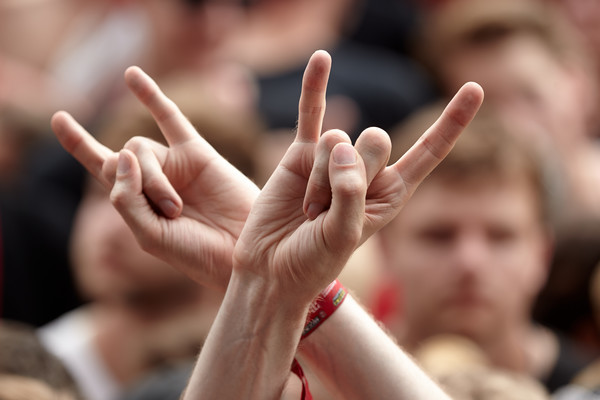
[418,226,456,244]
[588,127,600,144]
[465,23,516,46]
[487,226,517,243]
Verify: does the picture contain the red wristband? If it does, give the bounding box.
[291,358,313,400]
[301,279,347,339]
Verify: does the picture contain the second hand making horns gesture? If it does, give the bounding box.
[52,66,260,290]
[51,50,484,293]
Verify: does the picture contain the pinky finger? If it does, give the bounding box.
[393,82,484,191]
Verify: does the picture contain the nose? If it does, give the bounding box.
[451,230,490,277]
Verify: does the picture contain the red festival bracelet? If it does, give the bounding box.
[291,358,313,400]
[301,279,347,339]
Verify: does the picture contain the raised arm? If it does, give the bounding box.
[180,134,369,399]
[297,78,484,400]
[51,50,483,399]
[299,296,452,399]
[179,66,483,399]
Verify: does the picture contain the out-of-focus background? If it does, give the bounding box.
[2,1,600,399]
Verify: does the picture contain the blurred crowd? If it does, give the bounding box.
[1,0,600,399]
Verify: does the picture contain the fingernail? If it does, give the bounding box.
[306,203,324,220]
[159,199,179,218]
[333,143,357,165]
[117,152,130,174]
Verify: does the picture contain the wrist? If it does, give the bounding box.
[188,268,310,399]
[302,279,348,340]
[226,268,311,334]
[297,292,354,360]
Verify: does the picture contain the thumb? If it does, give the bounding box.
[110,149,162,251]
[323,143,366,257]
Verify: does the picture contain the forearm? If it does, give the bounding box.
[297,295,451,400]
[183,269,309,400]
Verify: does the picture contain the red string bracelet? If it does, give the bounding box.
[291,358,313,400]
[301,279,347,339]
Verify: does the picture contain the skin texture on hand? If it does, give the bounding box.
[51,66,260,290]
[51,49,483,296]
[51,49,483,400]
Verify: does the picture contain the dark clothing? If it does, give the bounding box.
[544,333,598,393]
[0,139,85,326]
[258,40,436,142]
[120,363,193,400]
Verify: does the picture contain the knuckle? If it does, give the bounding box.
[421,135,446,162]
[321,129,350,145]
[336,178,365,198]
[368,133,391,155]
[109,187,127,209]
[143,175,165,194]
[309,176,331,193]
[61,132,83,153]
[124,136,148,153]
[358,128,391,158]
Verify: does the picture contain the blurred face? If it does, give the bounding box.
[382,176,550,343]
[441,33,600,215]
[442,34,593,154]
[144,0,245,68]
[70,180,190,305]
[558,0,600,54]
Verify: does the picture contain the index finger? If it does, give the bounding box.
[296,50,332,144]
[124,66,200,146]
[392,82,484,191]
[51,111,114,186]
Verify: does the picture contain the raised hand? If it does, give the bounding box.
[231,49,377,302]
[186,55,483,400]
[363,81,484,239]
[52,48,483,293]
[50,49,344,291]
[232,54,484,302]
[303,82,484,243]
[51,67,260,289]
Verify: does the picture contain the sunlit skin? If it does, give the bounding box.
[51,51,485,293]
[51,50,485,399]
